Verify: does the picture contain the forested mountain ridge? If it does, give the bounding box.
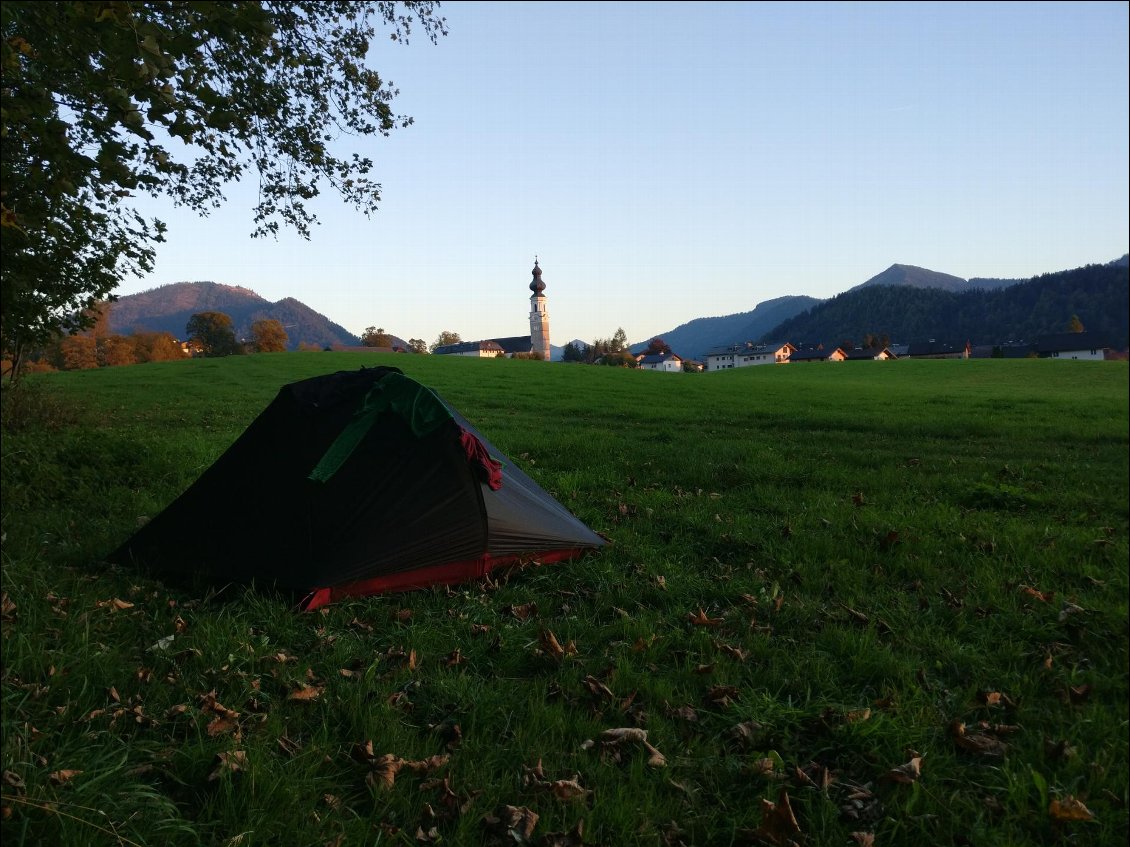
[761,259,1130,349]
[108,281,361,350]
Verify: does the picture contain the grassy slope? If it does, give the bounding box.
[1,353,1127,846]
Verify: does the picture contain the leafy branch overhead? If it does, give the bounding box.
[0,0,446,357]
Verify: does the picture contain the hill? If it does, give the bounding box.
[760,260,1130,349]
[108,281,362,350]
[631,295,821,361]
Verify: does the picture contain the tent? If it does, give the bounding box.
[109,366,606,610]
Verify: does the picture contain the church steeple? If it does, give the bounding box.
[528,257,550,360]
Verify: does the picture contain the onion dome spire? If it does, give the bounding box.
[529,257,546,294]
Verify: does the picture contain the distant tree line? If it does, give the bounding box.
[562,327,638,366]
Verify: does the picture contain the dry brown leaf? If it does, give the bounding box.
[539,630,576,662]
[1049,795,1095,822]
[687,607,724,627]
[207,750,247,781]
[845,708,872,723]
[850,833,876,847]
[548,778,591,801]
[755,788,802,845]
[206,716,238,737]
[395,608,413,622]
[507,602,538,620]
[288,684,323,702]
[883,756,922,784]
[483,805,539,840]
[951,721,1007,758]
[1019,585,1054,602]
[48,769,82,785]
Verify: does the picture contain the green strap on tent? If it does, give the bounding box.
[308,373,453,483]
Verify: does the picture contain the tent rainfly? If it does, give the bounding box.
[108,367,606,610]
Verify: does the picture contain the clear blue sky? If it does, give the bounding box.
[116,1,1130,348]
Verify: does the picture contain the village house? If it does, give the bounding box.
[790,346,847,363]
[842,347,896,361]
[1034,332,1111,360]
[704,342,795,371]
[636,352,684,372]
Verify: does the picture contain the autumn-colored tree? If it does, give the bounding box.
[98,334,136,367]
[1067,314,1085,333]
[361,326,393,347]
[132,331,184,362]
[1,1,446,378]
[430,331,462,352]
[57,335,98,370]
[251,319,288,353]
[643,337,671,355]
[297,341,322,352]
[407,338,428,354]
[186,311,240,357]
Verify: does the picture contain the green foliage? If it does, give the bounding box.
[185,311,239,357]
[2,356,1127,845]
[407,337,428,354]
[0,1,446,368]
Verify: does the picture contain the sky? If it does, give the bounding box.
[115,1,1130,347]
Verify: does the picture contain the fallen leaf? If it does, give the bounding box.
[287,684,323,702]
[1049,795,1095,822]
[207,750,247,781]
[850,833,876,847]
[883,756,923,784]
[951,721,1007,758]
[48,769,82,785]
[539,630,576,662]
[687,607,724,627]
[754,788,801,845]
[482,805,539,841]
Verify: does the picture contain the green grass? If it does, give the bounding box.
[2,353,1127,846]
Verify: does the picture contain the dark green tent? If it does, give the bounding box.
[109,367,605,609]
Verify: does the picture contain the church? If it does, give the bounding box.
[431,259,552,360]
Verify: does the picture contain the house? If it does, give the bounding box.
[637,352,683,372]
[905,341,971,359]
[432,340,507,358]
[704,342,795,371]
[1034,332,1110,361]
[842,347,896,361]
[790,346,847,363]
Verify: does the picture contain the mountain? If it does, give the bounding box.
[759,260,1130,349]
[848,264,970,293]
[108,281,361,350]
[630,295,822,361]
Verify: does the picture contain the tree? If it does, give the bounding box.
[56,335,98,370]
[1,1,447,377]
[186,311,239,357]
[98,334,136,366]
[562,341,584,362]
[1067,314,1085,333]
[251,318,288,353]
[361,326,393,347]
[643,337,671,355]
[610,327,628,353]
[430,331,461,352]
[407,338,428,354]
[132,331,184,362]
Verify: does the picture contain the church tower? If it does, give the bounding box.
[528,258,551,360]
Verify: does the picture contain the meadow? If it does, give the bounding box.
[1,353,1127,847]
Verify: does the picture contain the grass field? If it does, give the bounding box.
[2,353,1127,846]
